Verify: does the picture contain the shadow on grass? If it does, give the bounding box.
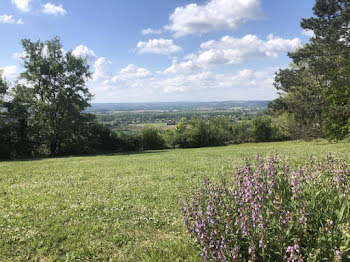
[0,149,169,162]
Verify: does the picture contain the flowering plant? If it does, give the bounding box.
[182,153,350,261]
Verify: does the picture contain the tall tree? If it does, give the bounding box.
[19,37,93,154]
[270,0,350,140]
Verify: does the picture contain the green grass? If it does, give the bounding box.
[0,140,349,261]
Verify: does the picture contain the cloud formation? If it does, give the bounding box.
[301,29,315,38]
[136,39,182,55]
[165,0,264,38]
[0,14,23,24]
[42,3,67,16]
[112,64,152,83]
[72,45,97,62]
[164,34,302,74]
[0,65,18,80]
[141,28,163,35]
[92,57,113,81]
[11,0,31,12]
[89,66,277,102]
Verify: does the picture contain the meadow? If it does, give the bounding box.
[0,140,349,261]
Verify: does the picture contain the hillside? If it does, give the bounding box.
[0,140,349,261]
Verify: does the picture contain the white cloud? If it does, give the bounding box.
[165,0,264,38]
[112,64,152,82]
[72,45,97,62]
[157,69,275,93]
[164,34,301,74]
[141,28,163,35]
[199,34,301,63]
[164,58,201,74]
[0,14,24,24]
[12,51,27,60]
[159,71,215,93]
[42,3,67,16]
[11,0,31,12]
[301,29,315,38]
[93,57,113,81]
[87,64,156,102]
[215,68,275,89]
[87,59,277,102]
[136,38,182,55]
[0,65,18,80]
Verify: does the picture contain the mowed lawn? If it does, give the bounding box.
[0,141,349,261]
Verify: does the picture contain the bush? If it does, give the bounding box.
[141,126,166,150]
[0,124,12,158]
[274,112,299,140]
[252,116,276,142]
[182,154,350,261]
[119,133,143,152]
[165,117,234,149]
[231,121,254,144]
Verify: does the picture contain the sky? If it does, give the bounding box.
[0,0,316,102]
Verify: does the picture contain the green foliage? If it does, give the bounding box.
[19,37,93,155]
[119,132,143,151]
[2,37,125,158]
[251,116,276,142]
[163,116,288,148]
[231,121,254,144]
[6,84,34,156]
[270,0,350,140]
[141,126,166,150]
[164,117,234,148]
[274,112,300,140]
[0,71,11,158]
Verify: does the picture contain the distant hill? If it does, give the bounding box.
[86,101,270,113]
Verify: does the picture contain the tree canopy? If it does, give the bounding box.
[19,37,93,154]
[270,0,350,140]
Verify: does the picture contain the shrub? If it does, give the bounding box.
[181,154,350,261]
[166,117,234,149]
[119,133,143,152]
[141,126,166,150]
[251,116,276,142]
[231,121,254,144]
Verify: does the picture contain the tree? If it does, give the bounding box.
[6,84,33,156]
[0,71,12,158]
[141,126,166,150]
[252,116,275,142]
[19,37,93,154]
[270,0,350,140]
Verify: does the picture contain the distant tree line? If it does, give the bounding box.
[269,0,350,140]
[125,116,287,151]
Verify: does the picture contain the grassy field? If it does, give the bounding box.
[0,140,349,261]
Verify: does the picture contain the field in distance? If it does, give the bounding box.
[88,101,270,133]
[1,140,349,261]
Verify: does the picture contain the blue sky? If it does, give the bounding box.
[1,0,315,102]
